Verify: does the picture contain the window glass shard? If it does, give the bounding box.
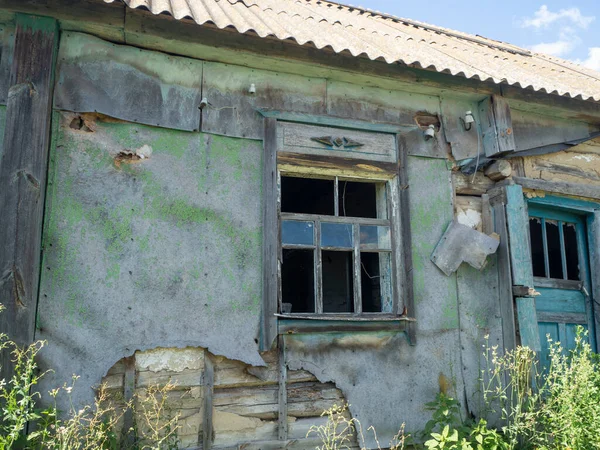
[321,223,353,249]
[360,225,391,251]
[282,220,314,246]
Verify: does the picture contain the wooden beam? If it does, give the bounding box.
[203,351,214,450]
[278,335,288,441]
[589,212,600,352]
[453,171,495,196]
[261,118,279,351]
[0,13,58,380]
[493,201,517,354]
[513,176,600,201]
[397,134,416,344]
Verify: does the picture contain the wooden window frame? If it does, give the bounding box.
[278,174,399,318]
[260,116,415,350]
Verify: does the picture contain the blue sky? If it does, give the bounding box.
[355,1,600,70]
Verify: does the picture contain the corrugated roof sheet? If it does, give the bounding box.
[105,0,600,102]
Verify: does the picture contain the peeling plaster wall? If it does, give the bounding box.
[37,112,264,409]
[25,29,517,449]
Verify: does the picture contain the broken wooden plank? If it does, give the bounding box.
[431,221,500,276]
[513,176,600,201]
[0,14,58,381]
[453,171,495,195]
[478,95,515,158]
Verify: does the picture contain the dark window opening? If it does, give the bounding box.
[530,218,545,277]
[361,253,382,312]
[563,223,580,281]
[322,251,354,313]
[282,249,314,313]
[281,176,334,215]
[546,220,563,279]
[338,181,377,218]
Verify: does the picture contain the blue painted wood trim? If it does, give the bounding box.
[516,297,542,351]
[527,195,600,213]
[506,185,534,287]
[257,109,416,134]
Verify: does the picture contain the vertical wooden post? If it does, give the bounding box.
[261,118,278,351]
[504,185,540,351]
[492,200,517,352]
[277,335,288,441]
[0,14,58,379]
[589,211,600,351]
[202,351,214,450]
[397,135,416,344]
[122,356,136,446]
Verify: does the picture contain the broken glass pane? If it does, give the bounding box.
[281,176,334,215]
[360,225,391,251]
[322,250,354,313]
[563,222,580,281]
[338,180,378,218]
[529,217,545,277]
[546,219,563,279]
[321,223,353,249]
[281,220,314,246]
[282,249,315,313]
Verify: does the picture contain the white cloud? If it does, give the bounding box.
[530,30,580,57]
[521,5,594,29]
[579,47,600,71]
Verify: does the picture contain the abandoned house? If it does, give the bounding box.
[1,0,600,448]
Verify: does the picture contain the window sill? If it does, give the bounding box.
[276,313,414,335]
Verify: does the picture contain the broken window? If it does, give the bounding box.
[280,175,395,315]
[528,216,581,281]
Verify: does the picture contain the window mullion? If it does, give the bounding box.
[315,220,323,314]
[334,176,339,216]
[558,220,567,280]
[541,218,550,278]
[353,223,362,314]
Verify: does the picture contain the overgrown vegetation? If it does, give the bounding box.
[0,306,180,450]
[312,328,600,450]
[3,300,600,450]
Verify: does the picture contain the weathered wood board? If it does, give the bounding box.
[0,14,58,380]
[440,96,483,161]
[54,32,204,131]
[202,62,327,140]
[277,121,397,163]
[0,25,14,105]
[511,109,592,152]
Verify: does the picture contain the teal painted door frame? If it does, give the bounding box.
[505,185,598,361]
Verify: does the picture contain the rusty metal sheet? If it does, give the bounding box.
[54,32,203,131]
[431,221,500,276]
[201,61,326,140]
[105,0,600,103]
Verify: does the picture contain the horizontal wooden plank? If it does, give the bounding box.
[453,171,495,195]
[278,318,408,334]
[514,176,600,200]
[533,277,582,290]
[278,121,396,163]
[535,288,587,314]
[537,311,588,325]
[277,152,398,180]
